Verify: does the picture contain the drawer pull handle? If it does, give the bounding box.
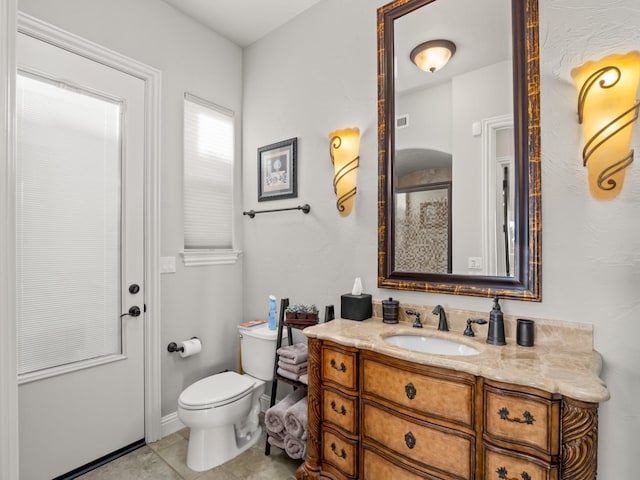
[330,358,347,372]
[404,431,416,449]
[330,400,347,416]
[498,407,535,425]
[496,466,531,480]
[330,442,347,459]
[405,382,417,399]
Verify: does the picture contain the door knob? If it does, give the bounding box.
[129,284,140,294]
[121,306,141,318]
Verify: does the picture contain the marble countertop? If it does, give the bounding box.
[303,318,610,403]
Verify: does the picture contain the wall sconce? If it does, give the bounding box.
[572,51,640,199]
[329,127,360,216]
[410,39,456,73]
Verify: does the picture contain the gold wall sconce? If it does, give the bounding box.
[572,51,640,199]
[329,127,360,216]
[410,39,456,73]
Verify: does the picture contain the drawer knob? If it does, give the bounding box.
[405,382,417,400]
[404,431,416,449]
[498,407,535,425]
[496,466,531,480]
[330,400,347,416]
[330,358,347,372]
[330,442,347,459]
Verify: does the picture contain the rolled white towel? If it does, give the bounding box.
[264,389,305,434]
[284,432,307,459]
[284,395,308,440]
[299,373,308,385]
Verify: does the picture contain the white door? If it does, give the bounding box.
[16,32,146,480]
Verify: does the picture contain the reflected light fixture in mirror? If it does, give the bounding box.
[410,39,456,73]
[572,51,640,200]
[329,127,360,216]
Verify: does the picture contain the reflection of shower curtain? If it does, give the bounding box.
[396,196,449,273]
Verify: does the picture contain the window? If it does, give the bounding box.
[16,72,123,377]
[182,93,239,266]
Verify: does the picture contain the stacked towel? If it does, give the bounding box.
[277,343,308,364]
[265,388,305,435]
[265,391,309,460]
[276,343,308,381]
[284,432,306,459]
[284,392,308,440]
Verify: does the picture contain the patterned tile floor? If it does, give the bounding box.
[77,428,301,480]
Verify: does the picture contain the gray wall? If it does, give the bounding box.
[242,0,640,478]
[18,0,245,417]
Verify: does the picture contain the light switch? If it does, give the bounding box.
[160,256,176,274]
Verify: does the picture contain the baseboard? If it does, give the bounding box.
[161,411,185,438]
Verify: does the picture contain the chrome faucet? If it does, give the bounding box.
[432,305,449,331]
[405,310,423,328]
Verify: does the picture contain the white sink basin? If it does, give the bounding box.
[384,335,480,356]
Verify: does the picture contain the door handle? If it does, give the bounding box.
[128,284,140,294]
[121,306,141,318]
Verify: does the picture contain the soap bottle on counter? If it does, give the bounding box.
[268,295,277,330]
[486,296,506,345]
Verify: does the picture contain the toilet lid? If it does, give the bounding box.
[179,371,256,408]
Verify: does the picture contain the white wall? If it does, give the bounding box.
[17,0,245,417]
[452,60,512,273]
[243,0,640,478]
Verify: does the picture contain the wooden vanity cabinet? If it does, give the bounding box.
[318,342,359,480]
[360,352,478,479]
[297,338,600,480]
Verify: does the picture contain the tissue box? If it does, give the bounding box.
[340,294,372,321]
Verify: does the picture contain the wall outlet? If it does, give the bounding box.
[160,256,176,274]
[468,257,483,270]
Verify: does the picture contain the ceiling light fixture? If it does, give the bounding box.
[410,39,456,73]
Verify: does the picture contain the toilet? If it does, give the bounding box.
[177,323,281,472]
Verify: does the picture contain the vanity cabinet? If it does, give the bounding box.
[361,352,477,479]
[297,337,600,480]
[482,381,562,480]
[318,342,359,480]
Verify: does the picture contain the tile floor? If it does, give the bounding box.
[77,428,301,480]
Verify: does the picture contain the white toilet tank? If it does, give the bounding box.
[238,323,280,381]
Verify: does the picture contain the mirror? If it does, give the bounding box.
[377,0,541,301]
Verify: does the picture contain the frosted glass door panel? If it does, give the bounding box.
[16,72,123,375]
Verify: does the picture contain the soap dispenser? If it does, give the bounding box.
[486,296,506,345]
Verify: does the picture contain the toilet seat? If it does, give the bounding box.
[179,371,256,410]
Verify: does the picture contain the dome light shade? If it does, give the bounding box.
[410,40,456,73]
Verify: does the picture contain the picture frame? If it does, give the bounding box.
[257,137,297,202]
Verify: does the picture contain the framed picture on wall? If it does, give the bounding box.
[257,137,297,202]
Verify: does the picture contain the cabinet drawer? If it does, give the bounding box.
[322,386,358,435]
[322,427,358,478]
[484,384,560,458]
[322,345,357,391]
[362,447,441,480]
[484,443,558,480]
[362,357,474,428]
[362,401,473,479]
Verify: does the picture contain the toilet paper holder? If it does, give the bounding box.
[167,337,200,353]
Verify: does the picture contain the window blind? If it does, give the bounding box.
[183,94,234,249]
[16,73,122,375]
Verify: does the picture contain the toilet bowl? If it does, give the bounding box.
[177,323,280,472]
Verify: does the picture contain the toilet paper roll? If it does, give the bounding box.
[179,338,202,358]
